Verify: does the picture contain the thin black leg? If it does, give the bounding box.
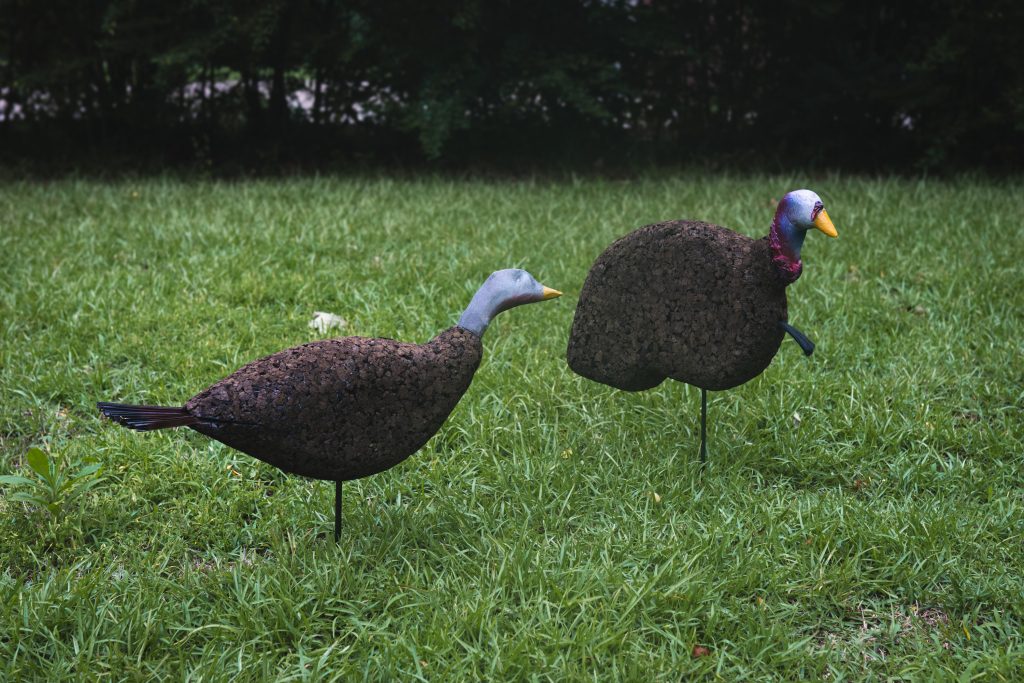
[778,321,815,356]
[700,388,708,465]
[334,480,342,542]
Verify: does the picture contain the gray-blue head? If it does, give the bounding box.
[457,269,561,336]
[768,188,839,283]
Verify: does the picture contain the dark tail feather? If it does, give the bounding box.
[97,402,198,431]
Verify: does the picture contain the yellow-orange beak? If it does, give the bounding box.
[541,286,562,300]
[813,209,838,238]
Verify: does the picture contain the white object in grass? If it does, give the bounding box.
[309,311,347,334]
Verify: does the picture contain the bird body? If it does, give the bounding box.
[182,326,482,481]
[567,220,788,392]
[565,190,838,460]
[99,269,561,535]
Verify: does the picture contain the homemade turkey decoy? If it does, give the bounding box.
[566,189,838,461]
[99,269,561,540]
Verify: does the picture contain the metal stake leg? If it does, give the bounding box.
[334,480,342,542]
[700,388,708,465]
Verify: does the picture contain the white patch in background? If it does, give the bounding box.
[309,311,347,335]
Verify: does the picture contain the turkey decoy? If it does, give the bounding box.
[100,269,561,540]
[566,189,838,461]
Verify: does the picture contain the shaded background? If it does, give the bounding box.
[1,0,1021,172]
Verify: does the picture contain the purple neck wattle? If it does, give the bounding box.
[768,210,802,285]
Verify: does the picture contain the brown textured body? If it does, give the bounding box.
[184,326,482,481]
[567,220,788,392]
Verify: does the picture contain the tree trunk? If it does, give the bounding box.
[313,69,325,126]
[268,4,293,145]
[241,67,263,137]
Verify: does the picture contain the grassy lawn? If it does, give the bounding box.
[1,174,1022,680]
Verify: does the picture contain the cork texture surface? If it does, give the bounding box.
[567,220,789,392]
[185,326,482,481]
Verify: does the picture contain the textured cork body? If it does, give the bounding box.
[185,326,482,481]
[567,220,789,392]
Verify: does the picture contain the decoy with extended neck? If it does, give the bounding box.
[566,189,838,462]
[100,269,561,540]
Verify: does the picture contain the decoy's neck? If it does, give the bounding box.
[768,208,804,285]
[457,279,503,337]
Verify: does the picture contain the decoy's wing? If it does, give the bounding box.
[184,330,482,480]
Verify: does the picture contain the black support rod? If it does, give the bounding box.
[334,480,342,542]
[700,388,708,464]
[778,321,815,357]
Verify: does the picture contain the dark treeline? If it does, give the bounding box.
[1,0,1021,171]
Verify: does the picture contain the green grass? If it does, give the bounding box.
[1,174,1023,680]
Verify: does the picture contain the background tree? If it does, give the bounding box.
[0,0,1020,170]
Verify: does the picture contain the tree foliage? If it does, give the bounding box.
[1,0,1020,169]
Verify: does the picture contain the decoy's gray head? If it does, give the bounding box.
[458,268,562,337]
[487,268,562,312]
[769,189,839,284]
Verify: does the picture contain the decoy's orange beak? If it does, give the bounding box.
[541,286,562,300]
[813,210,839,238]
